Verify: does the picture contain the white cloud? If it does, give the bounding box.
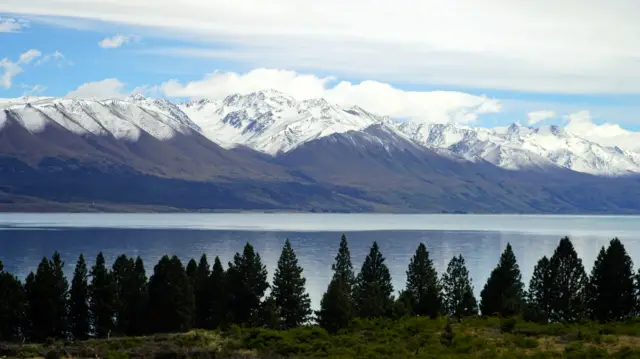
[0,17,28,32]
[0,49,42,88]
[98,34,138,48]
[66,78,127,98]
[4,0,640,93]
[34,50,70,66]
[564,111,640,152]
[21,84,47,96]
[161,68,501,124]
[527,110,556,125]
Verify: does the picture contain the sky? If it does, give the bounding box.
[1,0,640,144]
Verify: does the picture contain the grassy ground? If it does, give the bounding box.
[5,317,640,358]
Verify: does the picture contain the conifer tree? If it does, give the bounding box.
[147,255,194,333]
[112,254,147,336]
[442,255,477,318]
[69,254,90,341]
[480,244,524,317]
[588,238,636,321]
[0,261,26,342]
[226,243,269,325]
[271,239,312,329]
[209,256,226,329]
[354,241,394,318]
[317,234,356,333]
[25,253,69,342]
[405,243,441,318]
[186,259,198,285]
[548,237,587,323]
[525,256,552,323]
[23,272,37,341]
[89,252,116,338]
[193,254,212,329]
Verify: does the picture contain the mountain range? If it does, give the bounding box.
[1,90,640,213]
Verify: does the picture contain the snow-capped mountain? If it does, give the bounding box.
[0,95,200,141]
[179,89,389,155]
[394,121,640,176]
[2,90,640,177]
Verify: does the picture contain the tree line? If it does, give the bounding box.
[0,235,638,343]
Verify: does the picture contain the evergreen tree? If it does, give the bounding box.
[112,254,148,336]
[209,256,226,329]
[147,255,194,333]
[317,234,356,333]
[548,237,587,323]
[186,259,198,285]
[271,239,312,328]
[226,243,269,325]
[258,295,282,329]
[354,241,394,318]
[25,253,69,342]
[525,256,552,323]
[480,244,524,317]
[0,261,26,342]
[89,252,116,338]
[193,254,212,329]
[442,255,477,318]
[69,254,90,341]
[405,243,441,318]
[393,290,415,318]
[588,238,636,322]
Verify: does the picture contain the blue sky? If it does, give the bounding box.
[1,1,639,135]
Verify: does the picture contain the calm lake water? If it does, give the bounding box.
[1,213,640,310]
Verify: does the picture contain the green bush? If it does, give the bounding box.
[500,317,517,333]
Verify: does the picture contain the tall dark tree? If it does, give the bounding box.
[69,254,90,341]
[442,255,477,318]
[89,252,117,338]
[317,234,356,333]
[186,259,198,285]
[193,254,212,329]
[209,256,226,329]
[226,243,269,325]
[588,238,636,322]
[354,241,394,318]
[480,244,524,317]
[525,256,553,323]
[0,261,26,342]
[112,254,148,336]
[548,237,587,323]
[405,243,441,318]
[271,240,312,329]
[147,256,194,333]
[25,253,69,342]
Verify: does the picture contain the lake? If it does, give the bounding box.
[1,213,640,310]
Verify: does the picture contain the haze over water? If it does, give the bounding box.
[1,213,639,310]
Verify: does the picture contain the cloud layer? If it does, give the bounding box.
[3,0,640,93]
[564,111,640,152]
[0,17,28,32]
[161,68,501,124]
[1,49,42,88]
[66,78,126,98]
[527,110,556,125]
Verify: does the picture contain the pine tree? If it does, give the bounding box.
[209,256,226,329]
[226,243,269,325]
[25,253,69,342]
[525,256,552,323]
[69,254,90,341]
[354,241,394,318]
[480,244,524,317]
[393,290,415,318]
[89,252,116,338]
[186,259,198,285]
[193,254,212,329]
[588,238,636,322]
[112,254,147,336]
[0,261,26,342]
[442,255,477,318]
[548,237,587,323]
[317,234,356,333]
[147,255,194,333]
[271,239,312,329]
[405,243,441,318]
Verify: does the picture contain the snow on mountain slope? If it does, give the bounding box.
[394,121,640,175]
[179,89,389,155]
[1,95,201,141]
